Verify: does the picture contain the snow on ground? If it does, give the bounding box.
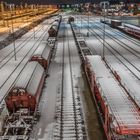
[29,40,63,140]
[0,17,56,104]
[79,18,140,108]
[30,19,86,140]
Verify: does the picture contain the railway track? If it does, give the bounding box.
[93,22,140,55]
[70,17,140,140]
[81,19,140,81]
[95,19,140,46]
[79,16,140,49]
[85,16,140,46]
[54,20,86,140]
[104,23,140,45]
[70,20,107,140]
[72,17,140,110]
[0,18,56,106]
[91,28,140,78]
[0,18,55,64]
[83,19,140,57]
[87,18,140,56]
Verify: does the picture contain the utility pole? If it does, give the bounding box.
[103,8,105,60]
[32,4,36,39]
[81,14,82,33]
[10,4,17,61]
[100,1,109,59]
[80,4,82,33]
[87,11,90,37]
[87,3,91,37]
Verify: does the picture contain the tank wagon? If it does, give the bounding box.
[30,44,52,70]
[1,62,45,139]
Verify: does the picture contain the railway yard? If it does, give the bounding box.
[0,10,140,140]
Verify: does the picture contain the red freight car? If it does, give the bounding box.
[84,55,140,140]
[123,24,140,39]
[30,45,52,70]
[5,61,45,114]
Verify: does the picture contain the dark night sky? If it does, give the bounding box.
[3,0,139,5]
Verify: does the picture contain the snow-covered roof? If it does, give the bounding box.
[124,23,140,31]
[33,44,51,60]
[14,62,44,96]
[86,55,140,135]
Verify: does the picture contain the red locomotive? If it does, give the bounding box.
[5,62,45,114]
[1,61,47,139]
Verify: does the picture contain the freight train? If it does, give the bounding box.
[0,19,60,140]
[70,25,140,140]
[84,55,140,140]
[0,50,53,139]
